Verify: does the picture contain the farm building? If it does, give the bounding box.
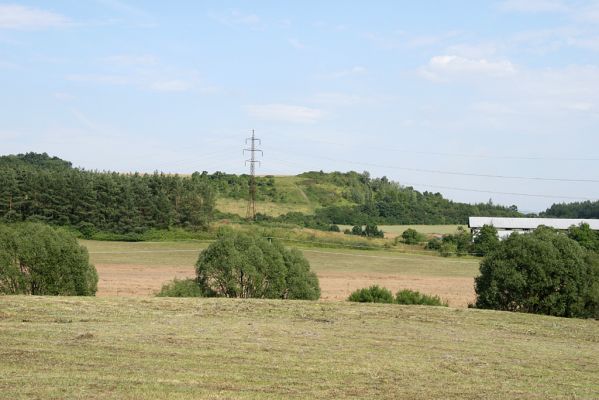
[469,217,599,239]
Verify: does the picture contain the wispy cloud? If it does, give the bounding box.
[498,0,568,13]
[149,80,191,92]
[288,38,306,49]
[245,104,324,123]
[419,55,516,81]
[210,9,262,29]
[326,66,367,79]
[0,4,69,30]
[103,54,157,66]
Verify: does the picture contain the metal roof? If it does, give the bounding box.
[468,217,599,230]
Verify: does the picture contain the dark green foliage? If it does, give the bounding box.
[351,225,363,235]
[401,228,425,244]
[567,223,599,252]
[363,224,384,238]
[299,171,522,225]
[439,227,473,256]
[542,200,599,219]
[426,237,442,251]
[328,224,340,232]
[156,278,203,297]
[347,285,395,303]
[472,225,500,256]
[0,153,215,234]
[475,227,599,318]
[195,229,320,300]
[395,289,447,306]
[0,223,97,295]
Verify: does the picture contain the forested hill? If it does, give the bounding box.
[0,153,215,234]
[542,201,599,219]
[0,153,523,232]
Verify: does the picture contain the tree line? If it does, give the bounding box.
[0,153,215,234]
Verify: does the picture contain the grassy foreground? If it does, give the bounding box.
[1,297,598,399]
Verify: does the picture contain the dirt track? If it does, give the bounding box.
[95,264,475,307]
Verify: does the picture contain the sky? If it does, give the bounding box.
[1,1,599,212]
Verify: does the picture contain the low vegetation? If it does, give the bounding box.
[0,223,97,295]
[196,229,320,300]
[349,286,448,306]
[475,227,599,318]
[2,296,597,399]
[395,289,448,306]
[156,278,203,297]
[347,285,395,303]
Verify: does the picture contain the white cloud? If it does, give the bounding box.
[0,4,69,29]
[66,73,132,85]
[245,104,324,123]
[210,9,261,29]
[54,92,75,101]
[499,0,568,13]
[103,54,157,66]
[326,66,367,79]
[288,38,305,49]
[566,102,594,111]
[311,92,364,106]
[420,55,516,81]
[149,80,191,92]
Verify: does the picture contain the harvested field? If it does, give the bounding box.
[85,240,480,307]
[1,296,598,399]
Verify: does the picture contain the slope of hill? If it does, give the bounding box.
[0,153,522,231]
[1,296,597,399]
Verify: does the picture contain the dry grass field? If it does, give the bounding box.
[83,240,480,307]
[340,224,462,239]
[1,296,597,399]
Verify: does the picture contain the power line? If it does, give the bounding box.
[268,148,599,184]
[401,181,594,201]
[267,154,595,201]
[294,137,599,162]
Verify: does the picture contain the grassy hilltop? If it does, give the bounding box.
[1,296,598,399]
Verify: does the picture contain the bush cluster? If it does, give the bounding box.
[156,278,203,297]
[345,224,385,238]
[195,229,320,300]
[348,285,448,306]
[475,227,599,318]
[0,223,98,295]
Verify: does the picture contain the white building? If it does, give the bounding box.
[468,217,599,239]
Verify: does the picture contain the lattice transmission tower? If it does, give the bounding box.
[244,129,262,221]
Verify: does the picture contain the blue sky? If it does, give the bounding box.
[1,1,599,212]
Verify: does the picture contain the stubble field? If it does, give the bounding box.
[82,240,479,307]
[1,296,597,399]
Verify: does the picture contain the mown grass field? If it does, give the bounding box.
[340,224,462,238]
[1,296,597,399]
[82,240,480,306]
[215,198,316,217]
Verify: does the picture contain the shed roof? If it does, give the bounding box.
[468,217,599,230]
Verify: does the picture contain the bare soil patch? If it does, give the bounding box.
[95,264,475,307]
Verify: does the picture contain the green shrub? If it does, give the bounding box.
[0,223,98,295]
[395,289,447,306]
[426,237,442,250]
[401,228,425,244]
[439,241,457,257]
[351,225,363,235]
[196,228,320,300]
[475,227,599,318]
[348,285,394,303]
[156,278,203,297]
[472,224,499,256]
[329,224,341,232]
